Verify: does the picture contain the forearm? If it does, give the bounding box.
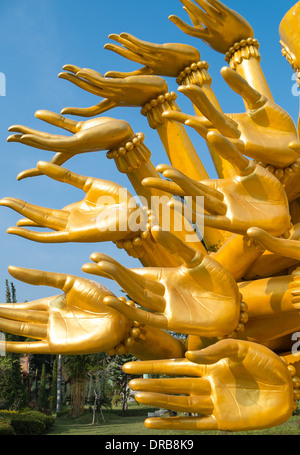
[107,134,207,264]
[244,251,299,280]
[128,327,186,361]
[225,38,273,101]
[176,60,237,180]
[140,89,226,250]
[238,275,296,320]
[213,234,264,281]
[141,91,209,181]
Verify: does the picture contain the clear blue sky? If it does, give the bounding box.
[0,0,298,303]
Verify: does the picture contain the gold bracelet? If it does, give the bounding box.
[141,91,179,129]
[218,294,249,340]
[176,61,211,86]
[280,42,299,76]
[255,158,300,186]
[107,132,151,173]
[280,356,300,413]
[114,208,158,260]
[225,38,261,70]
[107,298,147,356]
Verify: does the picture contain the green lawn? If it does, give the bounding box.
[47,407,300,436]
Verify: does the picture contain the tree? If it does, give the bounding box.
[107,354,137,416]
[5,280,11,303]
[0,280,27,410]
[63,355,93,418]
[49,357,58,412]
[56,355,63,415]
[38,364,49,410]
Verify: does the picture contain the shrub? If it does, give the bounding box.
[0,410,54,435]
[0,416,15,435]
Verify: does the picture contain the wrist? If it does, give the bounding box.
[106,132,151,173]
[114,208,158,260]
[141,91,180,129]
[280,355,300,413]
[176,61,211,87]
[281,43,300,81]
[107,297,147,356]
[255,158,300,187]
[218,294,249,340]
[225,38,261,70]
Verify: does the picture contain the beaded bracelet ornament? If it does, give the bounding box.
[107,297,147,356]
[218,294,249,340]
[141,92,179,129]
[255,158,300,187]
[280,355,300,413]
[225,38,261,70]
[107,132,151,173]
[176,61,212,87]
[114,208,158,260]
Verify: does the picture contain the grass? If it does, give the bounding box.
[46,405,300,436]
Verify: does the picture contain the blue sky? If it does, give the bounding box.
[0,0,298,303]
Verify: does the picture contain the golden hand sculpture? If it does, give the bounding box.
[82,227,241,338]
[123,339,294,432]
[143,132,290,236]
[8,112,135,181]
[164,69,300,169]
[104,33,201,78]
[59,68,168,117]
[169,0,254,55]
[0,266,131,355]
[0,267,185,360]
[0,162,143,243]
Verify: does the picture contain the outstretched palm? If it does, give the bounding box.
[104,33,201,78]
[8,112,135,180]
[83,228,241,338]
[165,69,300,169]
[58,69,168,117]
[169,0,254,55]
[142,132,290,237]
[0,267,130,355]
[1,162,140,243]
[124,339,294,432]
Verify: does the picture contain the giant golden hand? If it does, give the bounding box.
[143,132,290,236]
[104,33,200,78]
[82,227,241,338]
[8,112,135,180]
[59,68,168,117]
[164,69,300,169]
[169,0,254,55]
[124,339,294,432]
[0,266,131,355]
[0,162,141,243]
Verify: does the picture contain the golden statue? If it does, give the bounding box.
[1,0,300,433]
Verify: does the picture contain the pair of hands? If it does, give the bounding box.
[142,132,291,237]
[124,339,295,432]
